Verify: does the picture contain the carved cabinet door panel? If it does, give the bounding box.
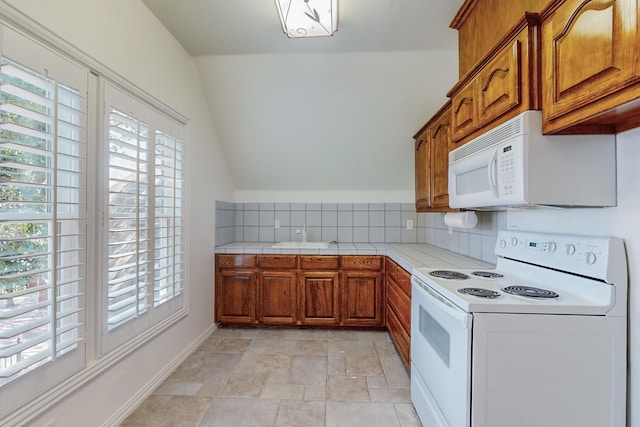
[543,0,640,120]
[477,39,521,126]
[451,81,479,141]
[429,109,453,209]
[414,129,431,210]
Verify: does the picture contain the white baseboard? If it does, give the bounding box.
[103,323,219,427]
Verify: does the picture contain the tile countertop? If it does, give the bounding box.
[214,242,494,274]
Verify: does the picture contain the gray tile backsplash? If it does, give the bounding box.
[422,211,505,264]
[215,201,504,264]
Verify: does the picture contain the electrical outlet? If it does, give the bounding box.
[274,219,280,229]
[406,219,414,230]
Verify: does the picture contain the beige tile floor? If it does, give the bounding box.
[121,328,422,427]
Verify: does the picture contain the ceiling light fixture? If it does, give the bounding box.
[275,0,338,38]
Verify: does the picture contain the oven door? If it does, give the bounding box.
[411,276,472,427]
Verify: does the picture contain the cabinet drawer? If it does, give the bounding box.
[396,266,412,297]
[300,255,340,270]
[386,303,410,370]
[341,256,383,270]
[258,255,298,269]
[387,279,411,330]
[217,254,256,269]
[385,258,397,282]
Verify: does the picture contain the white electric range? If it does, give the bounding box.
[410,230,627,427]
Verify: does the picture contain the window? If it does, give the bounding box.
[0,26,88,416]
[0,24,187,420]
[100,82,185,355]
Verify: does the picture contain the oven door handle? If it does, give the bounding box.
[412,277,470,326]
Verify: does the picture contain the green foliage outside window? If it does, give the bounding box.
[0,63,51,296]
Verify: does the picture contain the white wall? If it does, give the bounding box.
[1,0,234,425]
[195,50,458,203]
[505,128,640,427]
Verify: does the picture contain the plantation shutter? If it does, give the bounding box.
[0,27,87,416]
[101,84,185,354]
[152,115,184,308]
[106,105,151,329]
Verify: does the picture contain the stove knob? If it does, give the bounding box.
[566,244,576,255]
[547,242,557,252]
[585,251,597,265]
[511,237,518,246]
[499,239,507,248]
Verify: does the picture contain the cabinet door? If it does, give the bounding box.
[477,39,521,126]
[429,109,453,209]
[215,270,256,324]
[543,0,640,121]
[414,130,431,210]
[341,271,384,326]
[451,81,479,141]
[257,271,298,325]
[300,271,340,325]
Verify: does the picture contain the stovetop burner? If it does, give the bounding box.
[429,270,469,280]
[472,271,504,278]
[502,285,559,299]
[458,288,501,299]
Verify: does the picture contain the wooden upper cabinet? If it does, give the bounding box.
[429,108,453,209]
[451,0,552,76]
[414,126,431,211]
[448,14,541,145]
[542,0,640,133]
[414,101,456,212]
[477,39,521,126]
[451,81,479,141]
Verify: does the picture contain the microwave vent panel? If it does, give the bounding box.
[451,116,525,162]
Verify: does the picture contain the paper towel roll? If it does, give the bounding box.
[444,211,478,234]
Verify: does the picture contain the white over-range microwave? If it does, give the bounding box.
[448,111,617,210]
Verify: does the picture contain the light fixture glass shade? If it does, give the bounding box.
[275,0,338,38]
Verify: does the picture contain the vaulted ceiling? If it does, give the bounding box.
[141,0,463,200]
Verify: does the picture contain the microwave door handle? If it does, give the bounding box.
[488,149,499,197]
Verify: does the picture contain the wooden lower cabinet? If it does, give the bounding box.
[257,271,298,325]
[215,255,386,329]
[385,258,412,370]
[340,256,384,327]
[341,271,384,326]
[300,271,340,325]
[215,269,257,324]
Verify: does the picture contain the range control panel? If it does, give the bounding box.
[496,230,626,284]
